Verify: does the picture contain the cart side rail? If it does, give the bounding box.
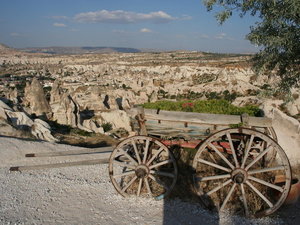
[127,107,274,139]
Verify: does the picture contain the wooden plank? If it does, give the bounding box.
[136,106,148,135]
[143,109,272,127]
[25,146,114,158]
[9,159,109,172]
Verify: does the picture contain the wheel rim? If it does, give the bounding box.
[192,128,291,217]
[109,136,178,200]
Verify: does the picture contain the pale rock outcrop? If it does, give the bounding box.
[7,88,18,104]
[284,90,300,116]
[50,79,63,104]
[148,91,158,103]
[138,91,148,104]
[32,119,58,142]
[102,94,119,110]
[24,78,52,118]
[82,119,104,134]
[98,110,131,132]
[110,89,135,109]
[0,117,22,137]
[51,92,81,127]
[232,96,263,107]
[262,102,300,166]
[0,99,57,142]
[50,80,82,128]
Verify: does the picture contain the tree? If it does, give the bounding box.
[203,0,300,91]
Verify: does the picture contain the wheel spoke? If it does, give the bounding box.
[119,148,138,166]
[226,132,239,167]
[113,160,136,169]
[208,143,235,169]
[110,136,178,200]
[149,174,169,191]
[206,179,232,196]
[245,145,273,170]
[150,170,175,178]
[149,159,173,169]
[137,178,143,197]
[198,158,231,172]
[146,147,164,166]
[240,184,249,217]
[131,140,141,164]
[248,166,285,175]
[246,181,274,208]
[113,170,135,178]
[220,183,237,211]
[144,178,152,196]
[143,139,150,164]
[121,176,138,192]
[194,174,231,182]
[248,176,284,192]
[241,135,254,168]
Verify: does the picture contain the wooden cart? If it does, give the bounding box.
[109,107,291,217]
[14,107,292,218]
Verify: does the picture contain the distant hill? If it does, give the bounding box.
[19,46,142,54]
[0,43,10,50]
[0,43,21,55]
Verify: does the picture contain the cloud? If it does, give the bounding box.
[53,23,67,27]
[214,33,234,40]
[140,28,152,33]
[215,33,227,39]
[180,15,192,20]
[74,10,175,24]
[199,34,209,39]
[10,32,21,37]
[51,16,68,20]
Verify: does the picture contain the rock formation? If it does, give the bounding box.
[0,99,57,142]
[24,77,52,118]
[51,92,81,128]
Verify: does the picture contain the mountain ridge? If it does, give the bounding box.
[19,46,144,54]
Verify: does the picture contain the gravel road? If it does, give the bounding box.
[0,136,299,225]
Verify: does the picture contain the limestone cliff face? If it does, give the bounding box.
[51,91,81,128]
[50,80,82,128]
[24,78,52,118]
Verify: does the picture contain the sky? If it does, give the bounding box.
[0,0,260,53]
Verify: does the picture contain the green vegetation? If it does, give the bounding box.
[203,0,300,91]
[102,122,113,132]
[70,128,93,137]
[143,99,261,116]
[159,90,239,102]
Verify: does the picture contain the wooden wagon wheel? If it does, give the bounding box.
[192,128,291,217]
[109,135,178,200]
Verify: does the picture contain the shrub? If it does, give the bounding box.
[143,99,261,116]
[70,128,93,137]
[102,122,113,132]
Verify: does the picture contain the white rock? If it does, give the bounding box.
[32,119,58,142]
[98,110,131,132]
[262,104,300,166]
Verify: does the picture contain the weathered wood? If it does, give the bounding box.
[25,146,114,158]
[136,106,148,136]
[143,109,272,127]
[241,113,250,127]
[9,159,109,172]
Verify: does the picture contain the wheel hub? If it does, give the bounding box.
[231,168,247,184]
[135,165,149,178]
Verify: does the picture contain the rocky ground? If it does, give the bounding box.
[0,44,300,224]
[1,136,299,225]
